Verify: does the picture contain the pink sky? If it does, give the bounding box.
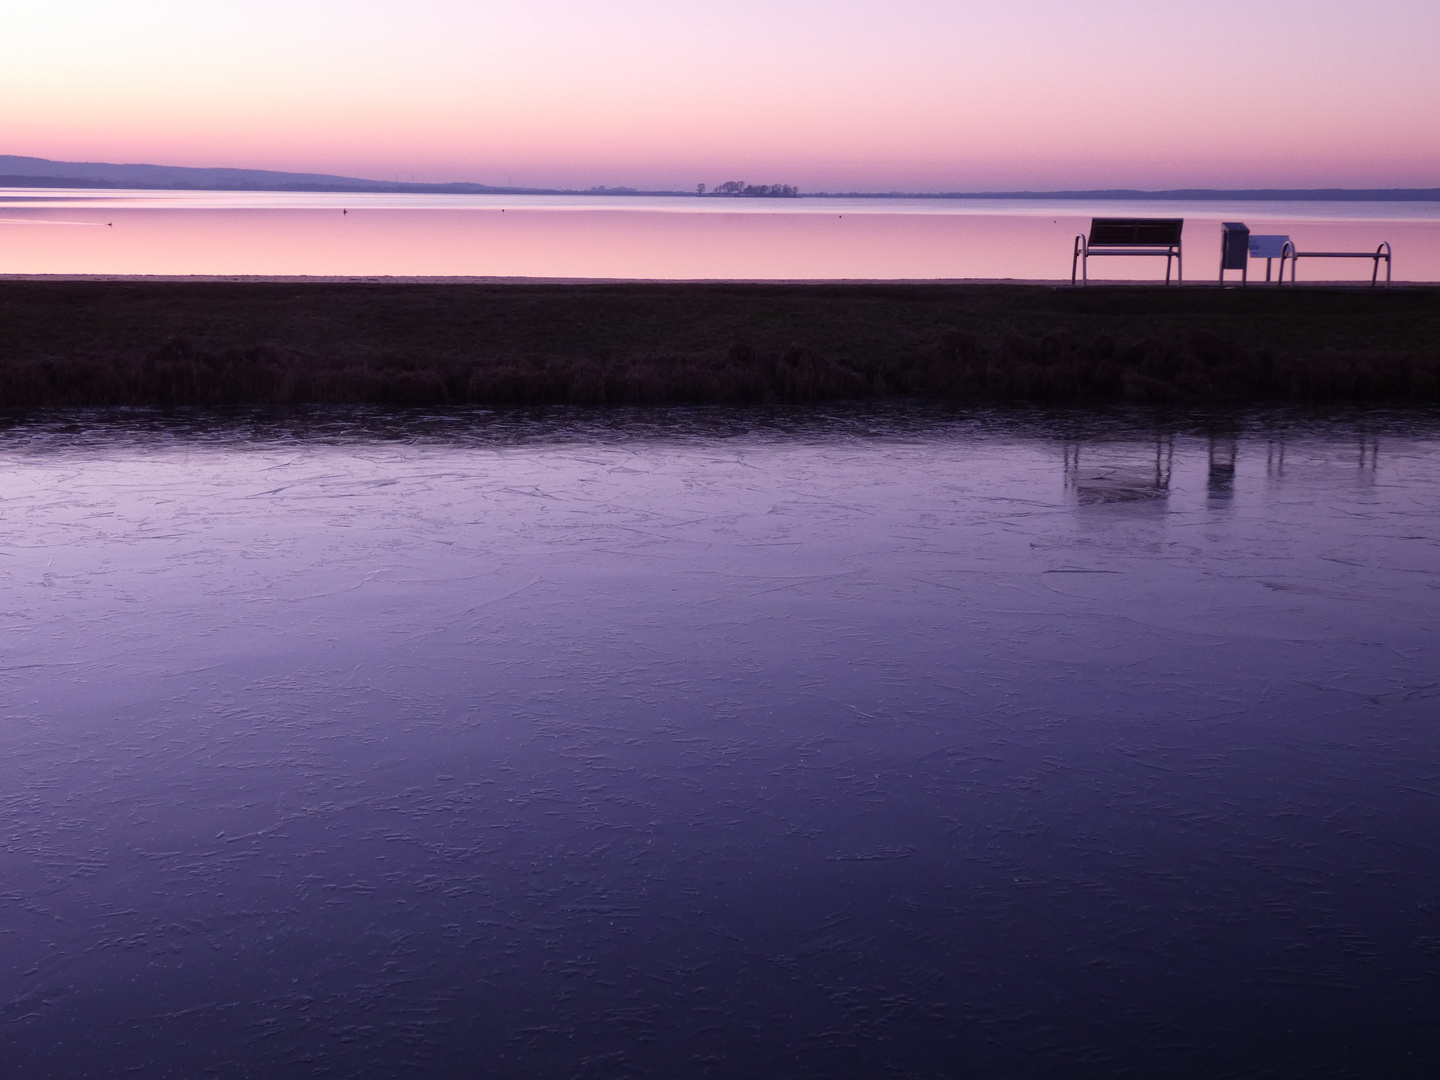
[3,0,1437,191]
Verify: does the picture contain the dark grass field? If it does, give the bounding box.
[2,279,1438,407]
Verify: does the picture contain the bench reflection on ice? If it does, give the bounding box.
[1063,436,1174,506]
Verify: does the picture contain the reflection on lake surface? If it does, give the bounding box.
[2,189,1440,281]
[2,405,1439,1078]
[1064,436,1174,506]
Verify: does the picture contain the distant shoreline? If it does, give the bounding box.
[805,188,1440,203]
[3,154,1438,202]
[3,176,1439,202]
[2,280,1436,410]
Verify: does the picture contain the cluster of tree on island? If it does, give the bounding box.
[697,181,799,197]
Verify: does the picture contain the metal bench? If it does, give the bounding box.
[1279,240,1391,286]
[1072,218,1183,285]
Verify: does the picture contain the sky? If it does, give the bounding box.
[2,0,1437,192]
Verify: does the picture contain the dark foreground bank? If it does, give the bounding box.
[2,280,1438,407]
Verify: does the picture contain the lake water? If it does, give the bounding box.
[3,404,1439,1078]
[3,189,1440,282]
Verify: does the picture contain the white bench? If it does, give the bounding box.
[1280,240,1392,286]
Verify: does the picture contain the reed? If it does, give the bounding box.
[1,281,1436,408]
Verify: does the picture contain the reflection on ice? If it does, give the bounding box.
[1056,420,1397,516]
[1264,429,1381,485]
[1063,435,1172,507]
[1207,434,1237,501]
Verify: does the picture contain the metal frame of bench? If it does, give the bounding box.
[1072,219,1183,286]
[1279,241,1391,286]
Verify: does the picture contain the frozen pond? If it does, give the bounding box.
[2,405,1439,1077]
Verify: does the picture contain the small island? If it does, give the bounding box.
[698,181,800,197]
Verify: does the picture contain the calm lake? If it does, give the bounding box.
[2,404,1438,1078]
[2,189,1439,282]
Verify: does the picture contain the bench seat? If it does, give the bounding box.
[1280,242,1391,286]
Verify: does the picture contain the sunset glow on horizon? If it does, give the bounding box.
[3,0,1438,192]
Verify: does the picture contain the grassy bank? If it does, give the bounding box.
[1,280,1438,408]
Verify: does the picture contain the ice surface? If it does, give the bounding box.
[1,405,1438,1076]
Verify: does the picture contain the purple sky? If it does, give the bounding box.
[3,0,1437,191]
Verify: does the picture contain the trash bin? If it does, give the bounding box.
[1219,222,1249,284]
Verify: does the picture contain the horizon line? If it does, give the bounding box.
[2,155,1438,202]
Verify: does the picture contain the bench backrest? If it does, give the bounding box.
[1088,218,1183,247]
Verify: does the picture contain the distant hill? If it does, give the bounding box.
[0,155,574,195]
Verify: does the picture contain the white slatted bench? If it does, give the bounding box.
[1071,218,1183,285]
